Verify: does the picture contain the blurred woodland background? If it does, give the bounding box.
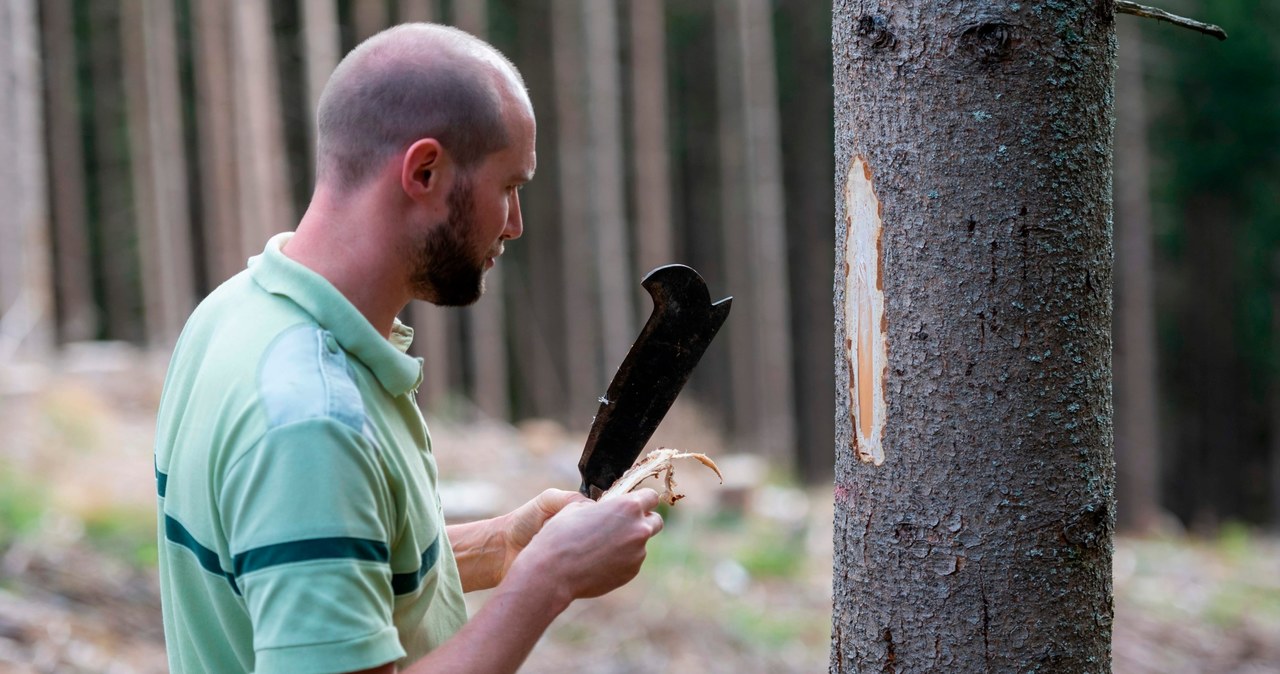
[1,0,1280,672]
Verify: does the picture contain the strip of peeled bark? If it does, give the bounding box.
[831,2,1115,671]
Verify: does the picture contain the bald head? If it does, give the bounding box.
[315,23,529,192]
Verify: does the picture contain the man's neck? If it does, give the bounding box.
[287,189,410,339]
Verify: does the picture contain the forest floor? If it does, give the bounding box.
[1,346,1279,673]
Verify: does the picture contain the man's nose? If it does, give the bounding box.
[504,193,524,240]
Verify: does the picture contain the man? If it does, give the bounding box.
[154,23,663,674]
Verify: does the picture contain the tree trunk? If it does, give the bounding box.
[0,0,53,359]
[510,0,567,421]
[352,0,389,43]
[778,0,836,484]
[714,0,758,444]
[301,0,341,163]
[736,0,796,464]
[1272,254,1280,531]
[121,0,195,348]
[232,1,293,253]
[583,0,634,373]
[87,0,144,343]
[831,2,1116,670]
[629,0,674,276]
[453,0,510,421]
[668,0,734,428]
[1113,17,1161,533]
[39,0,98,342]
[1174,194,1242,527]
[552,0,602,428]
[397,0,435,23]
[192,0,243,286]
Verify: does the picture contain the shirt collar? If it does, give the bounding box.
[249,232,424,396]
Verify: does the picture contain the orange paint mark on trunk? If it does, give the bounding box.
[844,155,887,465]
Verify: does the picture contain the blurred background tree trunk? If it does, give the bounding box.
[193,0,244,287]
[121,0,195,349]
[455,0,511,421]
[40,0,97,343]
[552,0,602,427]
[1113,17,1162,534]
[0,0,53,359]
[88,0,144,344]
[584,0,635,381]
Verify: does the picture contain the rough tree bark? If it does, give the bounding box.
[831,1,1116,671]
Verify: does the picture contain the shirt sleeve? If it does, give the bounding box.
[220,417,404,674]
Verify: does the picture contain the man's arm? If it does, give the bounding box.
[350,489,664,674]
[448,489,583,592]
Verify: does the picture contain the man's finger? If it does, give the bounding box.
[645,511,665,536]
[628,488,661,512]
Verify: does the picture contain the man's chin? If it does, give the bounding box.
[417,280,485,307]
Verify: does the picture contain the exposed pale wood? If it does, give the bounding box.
[192,0,243,285]
[39,0,98,341]
[0,0,54,358]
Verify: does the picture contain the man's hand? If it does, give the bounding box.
[501,489,585,571]
[506,488,664,603]
[450,488,586,591]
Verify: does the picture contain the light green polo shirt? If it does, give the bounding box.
[154,232,467,674]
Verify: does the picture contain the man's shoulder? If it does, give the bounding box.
[256,323,366,433]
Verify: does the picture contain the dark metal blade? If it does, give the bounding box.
[577,264,732,499]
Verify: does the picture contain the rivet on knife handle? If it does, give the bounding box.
[577,264,732,499]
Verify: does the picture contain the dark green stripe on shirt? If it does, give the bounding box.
[233,537,390,577]
[164,515,240,594]
[159,469,440,595]
[391,535,441,595]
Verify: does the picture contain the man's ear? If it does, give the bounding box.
[401,138,452,201]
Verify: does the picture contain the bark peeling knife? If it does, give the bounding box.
[577,264,732,499]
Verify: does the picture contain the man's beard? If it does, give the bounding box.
[409,177,487,306]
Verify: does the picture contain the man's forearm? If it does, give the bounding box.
[447,518,507,592]
[399,559,571,674]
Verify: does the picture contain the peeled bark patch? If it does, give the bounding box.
[844,155,887,465]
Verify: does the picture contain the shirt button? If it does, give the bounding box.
[324,334,340,354]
